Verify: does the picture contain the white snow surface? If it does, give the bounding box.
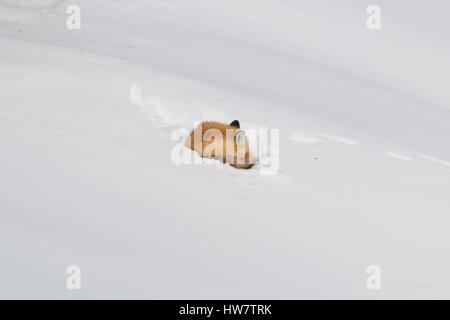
[1,0,450,299]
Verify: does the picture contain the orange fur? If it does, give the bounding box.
[185,121,256,169]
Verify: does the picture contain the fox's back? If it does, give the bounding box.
[185,121,235,149]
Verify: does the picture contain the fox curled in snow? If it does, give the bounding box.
[185,120,257,169]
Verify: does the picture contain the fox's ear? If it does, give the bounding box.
[230,120,240,128]
[235,130,246,146]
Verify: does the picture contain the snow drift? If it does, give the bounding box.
[1,0,450,299]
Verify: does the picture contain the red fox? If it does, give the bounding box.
[185,120,257,169]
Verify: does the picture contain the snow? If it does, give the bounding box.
[1,0,449,299]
